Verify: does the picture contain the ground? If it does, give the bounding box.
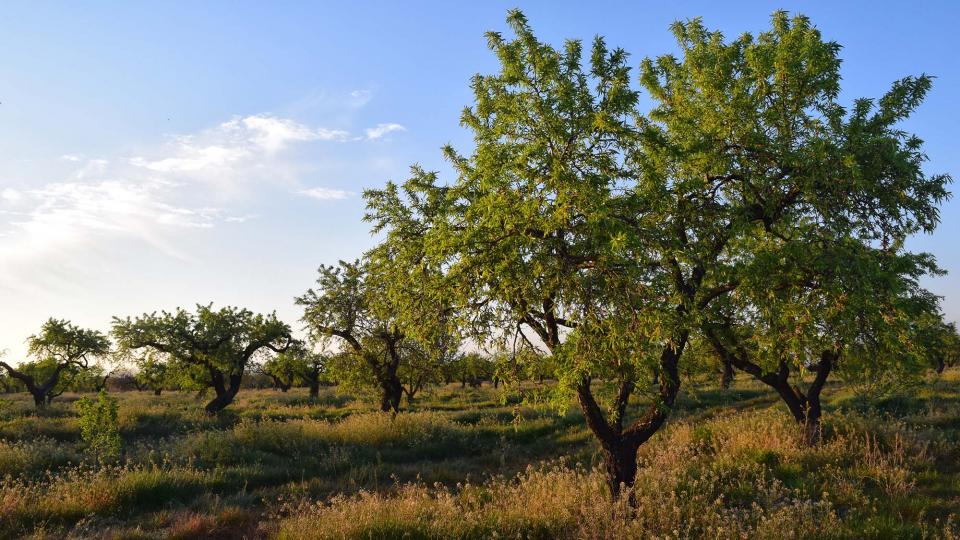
[0,371,958,539]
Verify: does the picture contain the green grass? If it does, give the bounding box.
[0,372,957,538]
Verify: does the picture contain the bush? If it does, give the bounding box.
[75,391,122,461]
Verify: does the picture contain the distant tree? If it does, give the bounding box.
[259,348,305,392]
[0,319,110,409]
[916,316,960,375]
[296,348,329,399]
[449,353,495,388]
[112,305,294,414]
[132,352,170,395]
[298,259,447,412]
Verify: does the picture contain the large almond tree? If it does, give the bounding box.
[640,14,950,444]
[365,10,950,498]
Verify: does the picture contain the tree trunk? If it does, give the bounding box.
[577,335,688,501]
[205,371,243,415]
[308,380,320,399]
[801,352,833,446]
[153,388,162,396]
[720,360,734,389]
[379,377,403,413]
[32,390,47,409]
[602,440,641,499]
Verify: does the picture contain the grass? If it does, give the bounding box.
[0,372,957,538]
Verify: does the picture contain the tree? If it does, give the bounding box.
[705,241,941,443]
[364,10,950,497]
[366,11,696,498]
[0,319,110,409]
[296,348,329,399]
[298,260,454,410]
[259,348,304,392]
[640,14,950,444]
[916,316,960,375]
[112,305,293,414]
[132,352,170,395]
[296,259,406,412]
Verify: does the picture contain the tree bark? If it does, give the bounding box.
[153,388,162,396]
[720,359,734,389]
[204,370,243,415]
[379,376,403,412]
[705,327,835,446]
[576,334,688,500]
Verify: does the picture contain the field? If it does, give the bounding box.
[0,372,958,539]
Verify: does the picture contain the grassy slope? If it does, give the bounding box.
[0,371,957,539]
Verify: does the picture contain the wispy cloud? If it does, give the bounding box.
[0,111,398,298]
[298,187,352,201]
[129,115,351,176]
[364,123,406,140]
[349,89,373,108]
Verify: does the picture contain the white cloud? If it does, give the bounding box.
[1,188,21,203]
[0,179,217,264]
[364,123,406,140]
[298,187,352,201]
[0,112,389,295]
[127,115,354,190]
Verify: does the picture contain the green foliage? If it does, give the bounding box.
[112,304,293,412]
[297,259,449,410]
[26,319,112,366]
[75,391,121,461]
[133,352,170,393]
[0,320,111,407]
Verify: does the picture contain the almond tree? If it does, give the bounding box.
[112,305,293,414]
[297,259,409,412]
[0,319,110,409]
[365,10,950,497]
[640,14,950,444]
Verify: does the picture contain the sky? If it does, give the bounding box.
[0,1,957,362]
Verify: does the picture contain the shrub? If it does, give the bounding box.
[75,391,122,461]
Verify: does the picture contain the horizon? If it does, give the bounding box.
[1,0,957,363]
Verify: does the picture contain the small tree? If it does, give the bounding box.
[76,390,121,461]
[132,352,170,395]
[298,259,428,413]
[112,305,293,414]
[915,316,960,375]
[0,319,110,409]
[298,349,329,399]
[259,349,304,392]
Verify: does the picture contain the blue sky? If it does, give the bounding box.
[0,1,956,361]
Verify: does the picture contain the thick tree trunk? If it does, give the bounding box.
[153,388,162,396]
[205,371,243,415]
[32,390,47,409]
[379,377,403,413]
[602,440,641,500]
[577,335,688,500]
[308,380,320,399]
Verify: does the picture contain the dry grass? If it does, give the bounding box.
[0,372,956,538]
